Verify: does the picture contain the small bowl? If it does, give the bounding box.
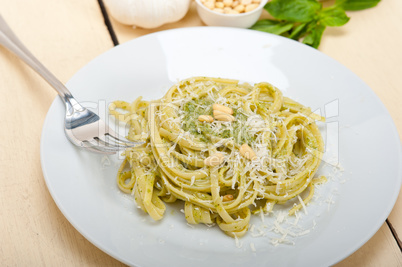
[195,0,268,28]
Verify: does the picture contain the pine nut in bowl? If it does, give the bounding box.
[195,0,268,28]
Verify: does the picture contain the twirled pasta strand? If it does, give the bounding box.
[111,77,325,238]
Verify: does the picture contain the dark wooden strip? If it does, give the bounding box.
[386,219,402,252]
[97,0,119,46]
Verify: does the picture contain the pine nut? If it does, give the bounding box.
[245,3,259,12]
[212,103,233,115]
[223,0,233,7]
[198,115,214,123]
[204,152,225,166]
[204,1,215,9]
[213,109,227,116]
[214,113,235,122]
[239,144,257,160]
[215,2,224,8]
[201,0,259,13]
[222,194,234,201]
[234,4,245,12]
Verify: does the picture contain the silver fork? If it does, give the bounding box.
[0,14,142,154]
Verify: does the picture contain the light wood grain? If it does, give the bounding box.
[335,224,402,267]
[320,0,402,139]
[0,0,121,266]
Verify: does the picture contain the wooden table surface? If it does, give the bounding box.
[1,0,401,266]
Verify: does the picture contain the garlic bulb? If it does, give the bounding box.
[104,0,192,29]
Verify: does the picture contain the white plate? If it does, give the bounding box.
[41,27,402,267]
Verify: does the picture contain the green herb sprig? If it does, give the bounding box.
[250,0,381,48]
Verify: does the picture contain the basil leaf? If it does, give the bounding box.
[320,6,350,26]
[335,0,347,4]
[314,24,326,48]
[303,24,326,48]
[250,20,294,35]
[336,0,381,11]
[302,32,314,46]
[289,23,308,40]
[265,0,322,22]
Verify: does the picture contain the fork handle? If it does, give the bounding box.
[0,14,75,103]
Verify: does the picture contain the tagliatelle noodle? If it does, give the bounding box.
[111,77,325,238]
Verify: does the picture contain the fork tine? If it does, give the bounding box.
[83,138,128,153]
[93,136,140,151]
[81,141,117,154]
[105,132,145,146]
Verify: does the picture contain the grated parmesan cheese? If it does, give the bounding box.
[234,235,243,248]
[297,195,308,215]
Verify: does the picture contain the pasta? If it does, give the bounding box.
[110,77,325,238]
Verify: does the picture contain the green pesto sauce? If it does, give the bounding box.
[181,98,256,145]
